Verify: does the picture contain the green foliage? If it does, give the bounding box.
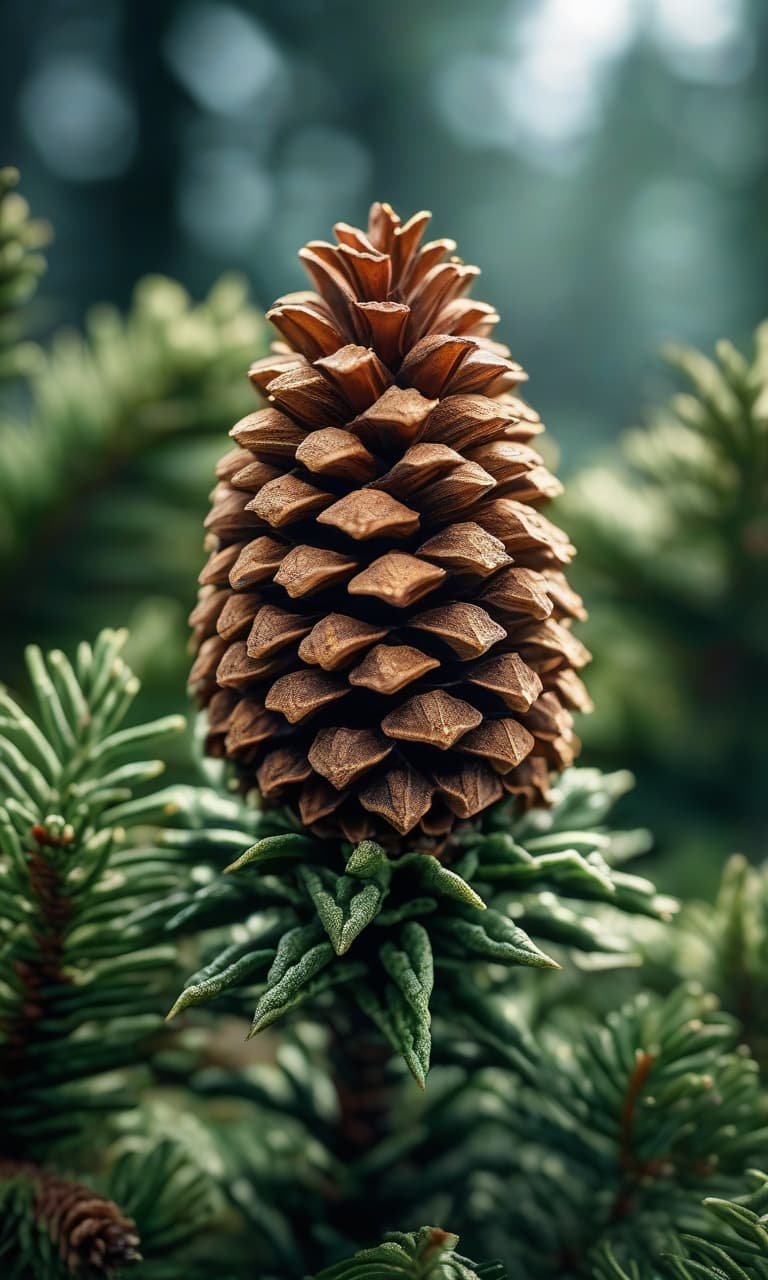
[101,1129,220,1279]
[0,630,295,1276]
[0,187,265,714]
[362,984,765,1276]
[596,1171,768,1280]
[309,1227,505,1280]
[0,1130,221,1280]
[168,767,669,1084]
[665,1172,768,1279]
[0,269,262,572]
[563,325,768,862]
[0,166,50,382]
[651,854,768,1069]
[0,629,187,1152]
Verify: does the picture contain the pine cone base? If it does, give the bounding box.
[0,1161,141,1277]
[191,203,590,846]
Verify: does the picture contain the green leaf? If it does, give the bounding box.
[377,898,438,927]
[298,865,388,954]
[166,944,272,1020]
[433,908,559,969]
[224,832,318,873]
[345,840,391,880]
[356,924,434,1086]
[517,902,627,953]
[480,844,616,898]
[345,842,485,909]
[249,925,336,1034]
[380,922,434,1022]
[399,853,486,910]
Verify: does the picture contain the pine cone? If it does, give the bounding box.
[0,1161,141,1277]
[191,203,590,846]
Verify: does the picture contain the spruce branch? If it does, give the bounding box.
[0,628,187,1152]
[100,1128,220,1277]
[0,272,263,574]
[652,853,768,1069]
[355,984,765,1275]
[666,1171,768,1279]
[562,325,768,848]
[596,1170,768,1279]
[0,1124,225,1280]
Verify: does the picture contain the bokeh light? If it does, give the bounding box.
[20,54,137,181]
[2,0,766,460]
[164,1,283,114]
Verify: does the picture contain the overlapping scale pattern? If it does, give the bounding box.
[190,203,591,845]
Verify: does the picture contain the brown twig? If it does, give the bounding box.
[2,824,74,1064]
[610,1049,658,1222]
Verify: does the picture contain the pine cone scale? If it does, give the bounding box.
[192,202,590,844]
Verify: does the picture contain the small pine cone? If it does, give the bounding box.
[191,203,591,846]
[0,1161,141,1277]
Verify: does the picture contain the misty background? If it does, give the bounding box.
[1,0,766,467]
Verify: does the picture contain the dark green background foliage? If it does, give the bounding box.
[1,4,768,1278]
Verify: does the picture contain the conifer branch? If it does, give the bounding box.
[563,324,768,845]
[596,1169,768,1279]
[0,629,186,1152]
[0,272,263,575]
[347,984,764,1275]
[0,174,265,687]
[651,853,768,1070]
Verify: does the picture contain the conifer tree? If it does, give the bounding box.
[1,177,765,1280]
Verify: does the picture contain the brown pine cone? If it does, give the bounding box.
[190,202,590,846]
[0,1160,141,1276]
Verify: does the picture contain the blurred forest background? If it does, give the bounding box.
[0,0,766,894]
